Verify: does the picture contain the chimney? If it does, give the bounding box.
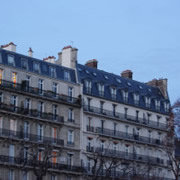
[1,42,16,52]
[146,78,168,99]
[121,70,133,79]
[43,56,55,64]
[28,47,33,57]
[85,59,98,68]
[56,45,78,69]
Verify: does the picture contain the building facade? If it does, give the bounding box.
[0,42,174,180]
[0,43,82,180]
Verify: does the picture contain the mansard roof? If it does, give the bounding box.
[0,48,77,83]
[77,63,170,114]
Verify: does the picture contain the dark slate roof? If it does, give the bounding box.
[77,63,170,114]
[0,48,76,83]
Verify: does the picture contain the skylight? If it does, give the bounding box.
[78,68,82,72]
[148,88,152,92]
[85,70,90,74]
[138,85,143,89]
[116,78,121,83]
[104,75,109,80]
[127,82,131,86]
[92,72,97,77]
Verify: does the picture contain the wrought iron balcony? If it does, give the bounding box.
[0,103,64,124]
[0,128,64,146]
[96,127,163,146]
[86,125,95,132]
[95,148,165,166]
[67,141,74,146]
[0,80,81,106]
[84,105,167,130]
[86,146,94,152]
[0,155,84,173]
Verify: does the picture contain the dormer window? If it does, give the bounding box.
[155,99,161,111]
[21,59,28,70]
[85,80,92,94]
[8,55,15,66]
[110,87,116,100]
[50,66,56,78]
[133,93,139,105]
[145,97,151,108]
[64,71,70,81]
[164,102,170,113]
[122,90,128,103]
[97,83,104,97]
[33,62,40,73]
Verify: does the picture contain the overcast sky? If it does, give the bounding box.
[0,0,179,103]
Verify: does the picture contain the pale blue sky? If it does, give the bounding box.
[0,0,179,103]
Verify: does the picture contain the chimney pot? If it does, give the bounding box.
[43,56,56,64]
[85,59,98,68]
[28,47,33,57]
[121,70,133,79]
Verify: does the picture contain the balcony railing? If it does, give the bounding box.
[95,148,165,166]
[84,105,167,130]
[67,141,74,146]
[0,155,84,173]
[0,80,81,106]
[86,125,94,132]
[0,103,64,124]
[86,146,94,152]
[0,128,64,146]
[96,127,163,146]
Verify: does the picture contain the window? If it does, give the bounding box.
[23,171,28,180]
[122,90,128,103]
[8,55,15,66]
[100,101,104,114]
[11,95,17,107]
[97,83,104,97]
[125,146,129,156]
[21,59,28,70]
[26,76,31,87]
[145,97,151,108]
[85,80,92,94]
[51,175,57,180]
[101,120,104,132]
[37,124,43,141]
[136,110,139,121]
[52,127,57,144]
[64,71,70,81]
[10,119,16,132]
[147,113,151,124]
[52,82,58,97]
[9,145,15,163]
[38,101,44,113]
[125,126,129,137]
[67,154,73,166]
[148,131,152,142]
[0,92,3,103]
[9,169,14,180]
[68,130,74,145]
[25,98,31,110]
[24,121,29,139]
[112,104,116,116]
[113,143,117,152]
[38,149,43,161]
[100,141,105,151]
[38,79,44,94]
[42,64,47,72]
[52,151,57,164]
[33,62,40,73]
[0,69,3,84]
[68,87,73,102]
[0,117,3,130]
[164,102,170,112]
[110,87,116,100]
[157,116,161,127]
[12,72,17,84]
[133,93,139,105]
[0,52,2,63]
[68,108,74,122]
[52,104,57,120]
[87,138,92,152]
[113,123,117,135]
[87,157,91,172]
[124,108,128,119]
[24,147,28,159]
[50,66,56,78]
[155,99,161,111]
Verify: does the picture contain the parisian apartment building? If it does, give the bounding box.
[0,42,173,180]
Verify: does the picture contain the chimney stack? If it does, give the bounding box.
[28,47,33,57]
[146,78,168,99]
[43,56,55,64]
[56,45,78,69]
[1,42,16,52]
[121,70,133,79]
[85,59,98,69]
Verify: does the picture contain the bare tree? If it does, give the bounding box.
[22,144,61,180]
[163,99,180,180]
